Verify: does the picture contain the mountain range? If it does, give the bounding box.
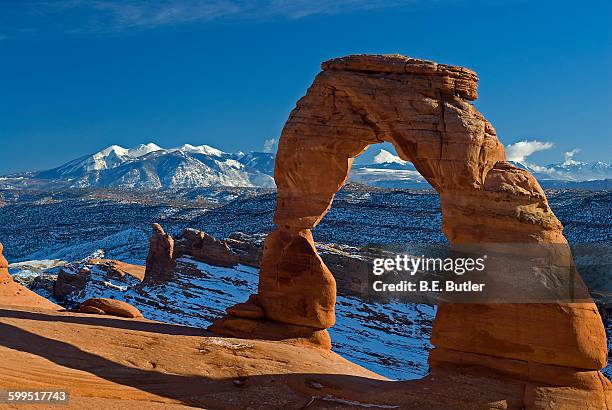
[1,143,275,189]
[1,143,610,190]
[510,160,612,189]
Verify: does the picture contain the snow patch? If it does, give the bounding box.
[373,149,407,165]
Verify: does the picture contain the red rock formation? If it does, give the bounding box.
[175,228,239,267]
[79,305,106,315]
[144,223,176,283]
[54,265,90,299]
[79,298,143,318]
[212,54,610,407]
[0,242,9,281]
[258,229,336,329]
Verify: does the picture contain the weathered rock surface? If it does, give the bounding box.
[175,228,239,267]
[79,297,144,318]
[0,307,394,409]
[1,305,607,409]
[55,264,90,299]
[144,223,176,282]
[258,229,336,329]
[212,54,610,407]
[79,305,106,315]
[209,293,332,349]
[226,294,264,319]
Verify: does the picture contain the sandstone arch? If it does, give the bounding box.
[211,54,610,407]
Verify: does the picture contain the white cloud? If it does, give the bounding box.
[503,140,594,180]
[563,148,580,165]
[263,138,275,153]
[505,140,554,163]
[22,0,412,33]
[3,1,531,35]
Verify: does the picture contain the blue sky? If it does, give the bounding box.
[0,0,610,174]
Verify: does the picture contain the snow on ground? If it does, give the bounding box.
[17,256,434,380]
[8,259,66,276]
[23,228,148,262]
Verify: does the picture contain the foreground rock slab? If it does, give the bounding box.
[0,305,385,409]
[1,305,608,409]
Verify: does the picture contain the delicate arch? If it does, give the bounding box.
[211,55,609,407]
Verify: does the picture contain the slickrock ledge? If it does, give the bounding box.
[0,306,386,409]
[3,305,607,409]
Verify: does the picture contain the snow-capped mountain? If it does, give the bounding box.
[351,145,611,189]
[37,143,164,177]
[509,159,612,189]
[2,142,609,190]
[534,161,611,182]
[349,147,429,188]
[7,143,275,189]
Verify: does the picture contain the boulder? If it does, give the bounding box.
[79,298,143,318]
[79,305,106,315]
